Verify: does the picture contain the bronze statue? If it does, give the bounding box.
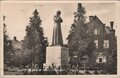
[52,10,63,46]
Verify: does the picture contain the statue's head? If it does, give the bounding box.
[57,10,61,16]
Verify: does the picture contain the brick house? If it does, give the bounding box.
[88,16,117,67]
[70,15,117,69]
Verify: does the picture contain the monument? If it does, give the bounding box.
[45,11,70,70]
[52,10,63,46]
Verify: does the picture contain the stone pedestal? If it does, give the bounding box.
[45,45,70,69]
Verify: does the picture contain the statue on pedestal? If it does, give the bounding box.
[52,10,63,46]
[46,11,70,70]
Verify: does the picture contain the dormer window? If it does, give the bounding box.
[94,28,99,35]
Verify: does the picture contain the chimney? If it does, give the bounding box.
[89,16,94,21]
[110,21,114,30]
[14,36,17,40]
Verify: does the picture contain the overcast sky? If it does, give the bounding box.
[1,1,119,45]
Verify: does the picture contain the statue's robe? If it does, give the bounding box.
[52,15,63,45]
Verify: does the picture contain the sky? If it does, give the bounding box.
[1,1,119,45]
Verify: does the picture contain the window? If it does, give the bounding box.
[94,40,98,48]
[94,28,99,35]
[99,58,102,63]
[96,53,107,63]
[96,57,106,63]
[104,40,109,48]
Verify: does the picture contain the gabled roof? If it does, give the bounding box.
[89,15,114,34]
[105,26,111,34]
[89,15,104,25]
[94,15,104,24]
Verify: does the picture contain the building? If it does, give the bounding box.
[88,16,117,67]
[11,36,22,57]
[11,36,24,66]
[70,15,117,70]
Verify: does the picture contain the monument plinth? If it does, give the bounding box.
[46,46,69,69]
[45,11,69,69]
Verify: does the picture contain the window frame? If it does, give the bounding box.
[103,40,109,48]
[94,28,99,35]
[94,40,98,48]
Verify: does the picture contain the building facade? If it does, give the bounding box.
[88,16,117,67]
[70,16,117,70]
[10,36,25,66]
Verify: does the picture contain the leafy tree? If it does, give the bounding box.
[67,3,95,66]
[3,15,13,66]
[23,9,48,70]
